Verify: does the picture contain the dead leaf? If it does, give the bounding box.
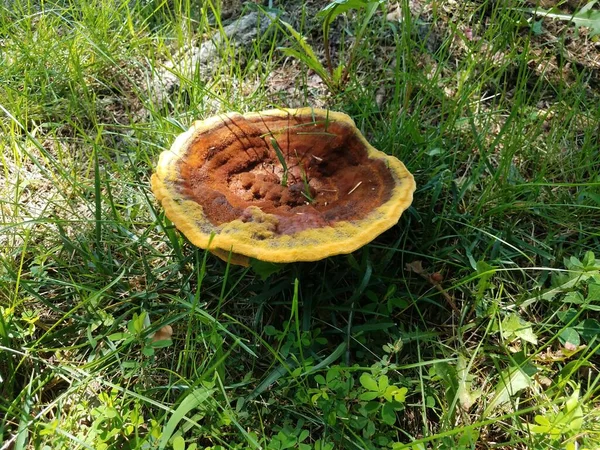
[386,4,402,22]
[405,260,425,274]
[152,324,173,342]
[457,355,482,410]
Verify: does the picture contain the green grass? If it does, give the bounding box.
[1,0,600,449]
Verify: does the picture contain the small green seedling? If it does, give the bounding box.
[271,137,289,187]
[300,167,314,203]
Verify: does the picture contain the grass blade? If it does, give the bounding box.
[158,387,215,450]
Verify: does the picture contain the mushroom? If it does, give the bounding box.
[151,108,415,266]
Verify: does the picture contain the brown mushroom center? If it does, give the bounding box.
[177,114,396,235]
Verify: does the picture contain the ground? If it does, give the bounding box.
[1,0,600,449]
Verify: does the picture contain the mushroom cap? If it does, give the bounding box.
[151,108,415,264]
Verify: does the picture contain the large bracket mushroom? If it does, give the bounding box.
[151,108,416,265]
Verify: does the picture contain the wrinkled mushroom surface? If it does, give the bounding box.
[151,108,415,264]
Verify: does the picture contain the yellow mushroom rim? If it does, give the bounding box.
[151,108,416,265]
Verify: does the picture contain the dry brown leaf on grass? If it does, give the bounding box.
[405,260,425,275]
[386,1,430,22]
[151,324,173,343]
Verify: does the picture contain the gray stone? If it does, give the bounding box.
[150,11,276,109]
